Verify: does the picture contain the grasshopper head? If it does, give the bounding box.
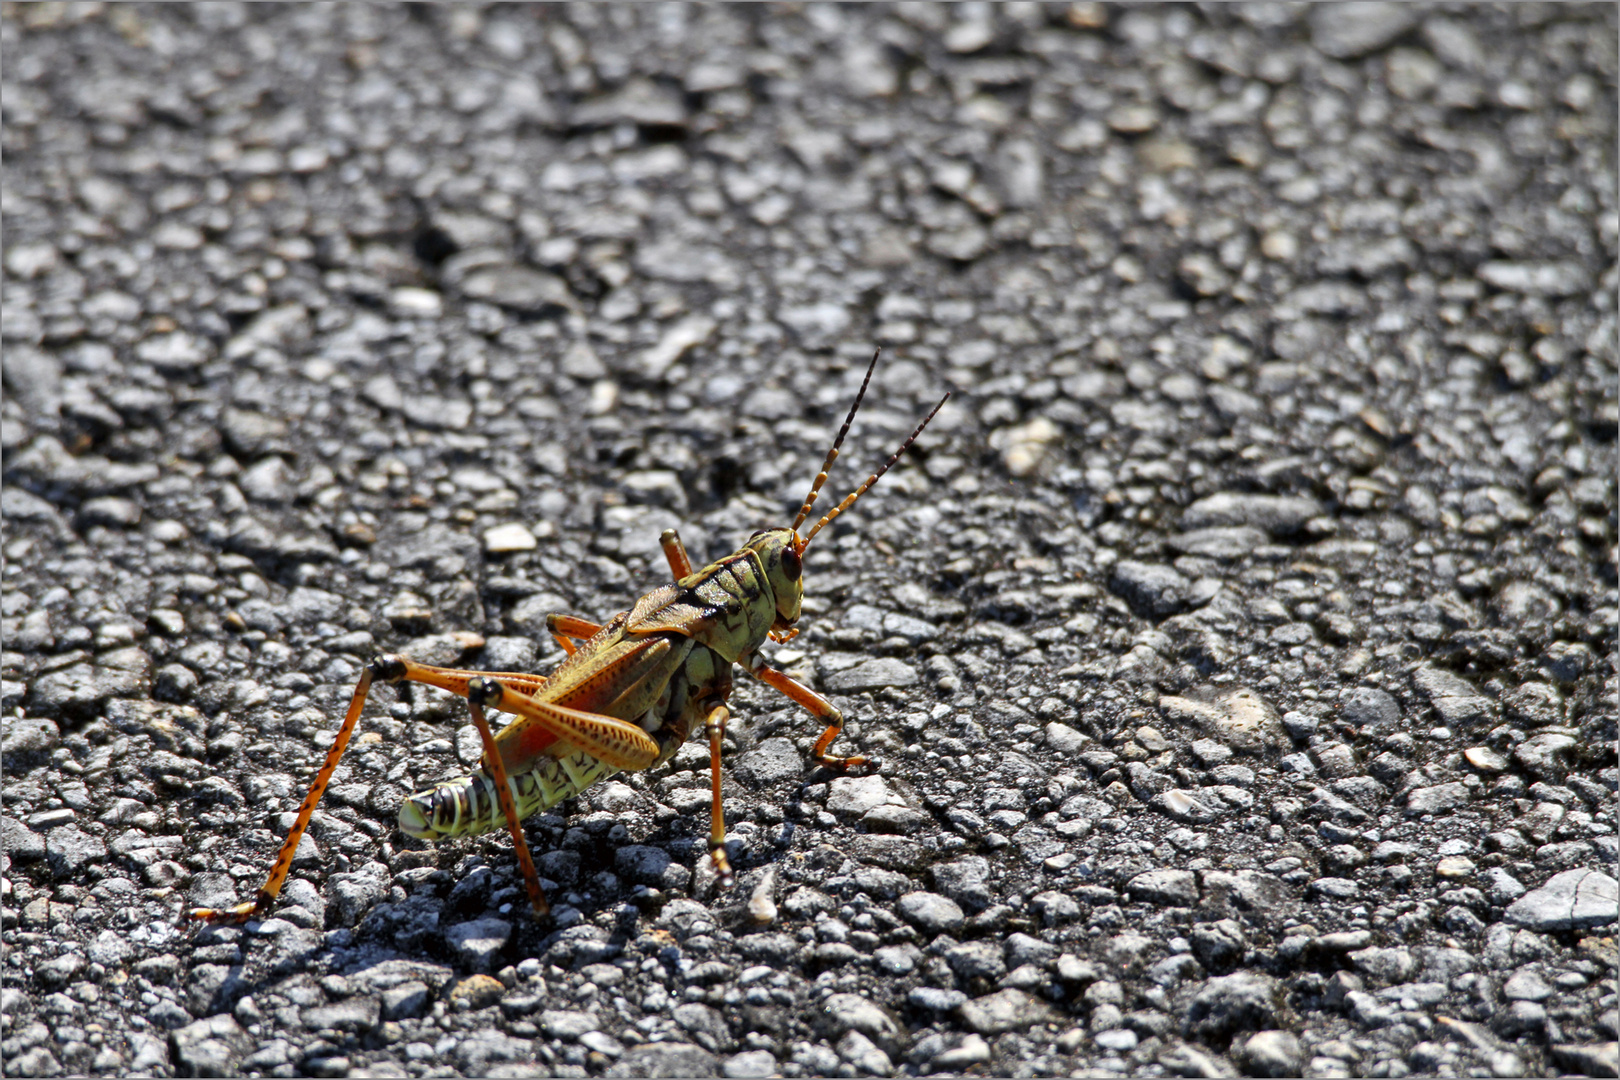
[744,527,805,635]
[765,349,949,643]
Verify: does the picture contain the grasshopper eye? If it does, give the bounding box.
[780,545,801,582]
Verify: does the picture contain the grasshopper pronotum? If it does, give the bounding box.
[190,352,947,924]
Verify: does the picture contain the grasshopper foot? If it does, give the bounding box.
[814,753,877,775]
[185,901,259,926]
[707,841,737,890]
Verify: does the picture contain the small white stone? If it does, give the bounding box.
[390,287,443,317]
[747,866,778,925]
[1435,856,1476,880]
[483,523,537,553]
[991,416,1062,478]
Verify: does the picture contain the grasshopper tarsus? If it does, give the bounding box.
[199,353,945,927]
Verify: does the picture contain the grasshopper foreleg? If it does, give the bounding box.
[741,653,871,771]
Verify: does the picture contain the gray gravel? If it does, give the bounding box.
[3,4,1617,1079]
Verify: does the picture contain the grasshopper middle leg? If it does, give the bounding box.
[550,532,694,658]
[702,699,736,888]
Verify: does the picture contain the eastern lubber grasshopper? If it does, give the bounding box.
[190,352,947,924]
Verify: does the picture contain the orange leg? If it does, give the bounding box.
[188,655,551,926]
[659,528,693,579]
[702,700,735,887]
[550,531,687,658]
[467,680,547,917]
[742,654,870,770]
[546,614,604,656]
[463,679,662,771]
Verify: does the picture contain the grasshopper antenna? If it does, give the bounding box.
[802,391,950,548]
[791,349,882,533]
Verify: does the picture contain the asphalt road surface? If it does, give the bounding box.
[2,4,1616,1078]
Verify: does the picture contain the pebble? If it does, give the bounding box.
[539,1008,600,1039]
[1158,688,1286,755]
[957,989,1057,1035]
[78,496,142,527]
[45,825,107,879]
[1412,664,1495,725]
[640,315,715,379]
[1186,973,1283,1040]
[446,973,506,1012]
[1191,921,1247,972]
[909,986,969,1011]
[170,1015,249,1077]
[457,265,577,315]
[1180,493,1321,536]
[1126,869,1199,907]
[1477,260,1592,298]
[1153,788,1218,823]
[825,775,902,818]
[482,523,537,553]
[381,982,431,1021]
[896,890,965,934]
[1502,970,1554,1002]
[1309,877,1361,901]
[1044,722,1086,755]
[823,992,903,1053]
[1481,867,1528,905]
[1108,561,1189,618]
[1550,1044,1620,1078]
[1407,782,1469,815]
[2,717,60,755]
[303,998,380,1033]
[733,737,802,786]
[722,1050,779,1079]
[1308,2,1422,59]
[443,918,512,972]
[1170,526,1268,560]
[1514,732,1576,780]
[929,1033,991,1071]
[991,416,1062,477]
[746,866,778,925]
[946,940,1007,984]
[1094,1027,1139,1051]
[1238,1030,1305,1078]
[1435,857,1476,879]
[1505,869,1619,931]
[1339,687,1401,732]
[1464,746,1509,772]
[822,657,918,693]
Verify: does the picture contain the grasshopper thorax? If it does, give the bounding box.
[743,527,805,637]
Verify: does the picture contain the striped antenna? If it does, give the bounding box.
[791,349,882,532]
[802,392,950,547]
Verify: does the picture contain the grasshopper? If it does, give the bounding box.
[190,352,947,924]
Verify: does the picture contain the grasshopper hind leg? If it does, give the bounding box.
[187,654,556,926]
[466,679,549,917]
